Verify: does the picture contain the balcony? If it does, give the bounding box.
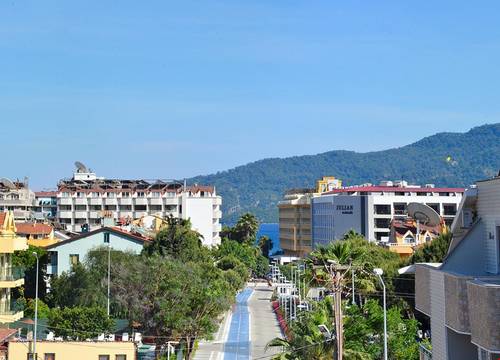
[75,198,88,205]
[165,198,178,205]
[119,211,133,218]
[58,197,73,205]
[467,277,500,352]
[119,198,132,205]
[74,211,88,218]
[419,343,432,360]
[213,223,222,232]
[90,198,103,205]
[0,237,27,253]
[104,198,117,205]
[58,211,73,219]
[213,210,222,218]
[0,300,24,323]
[149,198,162,205]
[89,211,101,219]
[0,267,24,288]
[135,198,148,206]
[214,197,222,206]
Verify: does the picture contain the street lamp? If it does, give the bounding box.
[107,244,111,317]
[32,252,39,359]
[373,268,388,360]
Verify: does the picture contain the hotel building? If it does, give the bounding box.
[279,177,342,257]
[56,166,222,247]
[415,174,500,360]
[0,211,28,323]
[312,180,464,247]
[0,179,35,221]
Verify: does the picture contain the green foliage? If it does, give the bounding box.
[189,124,500,223]
[407,232,452,264]
[143,215,209,262]
[48,306,114,339]
[258,235,272,259]
[12,245,46,270]
[23,298,51,319]
[222,213,259,244]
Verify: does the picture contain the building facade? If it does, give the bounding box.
[0,211,28,323]
[415,175,500,360]
[56,166,222,246]
[279,177,342,257]
[46,227,150,277]
[8,340,136,360]
[0,179,35,221]
[312,181,464,247]
[33,191,58,220]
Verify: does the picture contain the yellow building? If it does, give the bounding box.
[0,211,28,323]
[387,218,442,258]
[16,222,58,248]
[8,340,136,360]
[279,177,342,257]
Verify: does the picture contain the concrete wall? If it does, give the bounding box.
[50,231,144,276]
[442,220,488,276]
[476,178,500,274]
[182,196,218,246]
[9,341,136,359]
[415,265,431,316]
[446,328,478,360]
[430,269,448,360]
[444,272,472,333]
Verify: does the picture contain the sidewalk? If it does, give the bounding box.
[194,308,233,360]
[249,282,282,359]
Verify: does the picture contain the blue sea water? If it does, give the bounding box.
[256,223,281,255]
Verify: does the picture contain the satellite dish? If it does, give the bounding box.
[0,178,16,190]
[407,203,441,227]
[74,161,88,173]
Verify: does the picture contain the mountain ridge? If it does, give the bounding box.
[189,123,500,224]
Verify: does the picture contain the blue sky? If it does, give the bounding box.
[1,1,498,188]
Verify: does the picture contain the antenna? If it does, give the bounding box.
[407,203,441,227]
[0,178,16,190]
[74,161,89,173]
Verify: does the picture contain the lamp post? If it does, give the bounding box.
[374,268,388,360]
[32,252,39,359]
[107,244,111,317]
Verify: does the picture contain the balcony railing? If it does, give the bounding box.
[0,267,24,282]
[0,299,24,316]
[419,343,432,360]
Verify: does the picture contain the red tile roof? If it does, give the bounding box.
[0,213,5,227]
[0,328,16,342]
[15,222,53,235]
[35,191,58,197]
[323,185,465,195]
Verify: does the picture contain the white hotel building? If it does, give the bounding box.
[312,180,464,247]
[56,168,222,246]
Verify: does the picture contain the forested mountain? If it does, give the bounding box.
[189,123,500,224]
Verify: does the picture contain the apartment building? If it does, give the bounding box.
[312,180,464,247]
[0,178,35,221]
[279,177,342,257]
[415,175,500,360]
[56,166,222,246]
[0,211,28,323]
[33,191,58,220]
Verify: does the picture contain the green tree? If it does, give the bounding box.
[232,213,259,244]
[23,298,51,319]
[258,235,272,259]
[12,245,47,299]
[143,215,208,262]
[48,306,114,339]
[407,232,452,264]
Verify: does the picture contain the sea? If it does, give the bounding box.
[256,223,281,255]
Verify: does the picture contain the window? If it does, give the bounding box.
[27,354,37,360]
[152,192,160,198]
[116,355,127,360]
[77,192,85,198]
[104,232,110,244]
[137,192,145,197]
[45,354,56,360]
[69,254,79,267]
[404,235,415,244]
[98,356,110,360]
[121,192,130,198]
[91,192,100,197]
[107,192,115,198]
